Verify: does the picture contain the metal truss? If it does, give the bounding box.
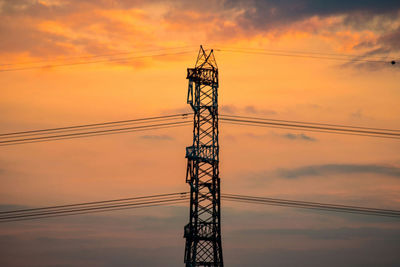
[184,46,223,266]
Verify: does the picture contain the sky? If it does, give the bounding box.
[1,0,400,266]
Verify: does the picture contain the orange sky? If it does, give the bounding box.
[1,1,400,266]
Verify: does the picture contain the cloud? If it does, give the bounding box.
[241,132,316,142]
[0,204,28,212]
[1,202,400,266]
[244,105,277,115]
[350,109,363,119]
[360,25,400,64]
[220,105,238,114]
[220,104,277,115]
[0,210,186,266]
[1,0,399,68]
[139,134,173,140]
[341,25,400,70]
[227,0,400,29]
[0,0,177,66]
[282,133,316,142]
[175,1,400,59]
[277,163,400,179]
[232,226,400,241]
[379,26,400,52]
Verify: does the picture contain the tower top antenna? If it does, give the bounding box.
[195,45,218,69]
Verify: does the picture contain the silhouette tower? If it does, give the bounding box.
[184,46,223,266]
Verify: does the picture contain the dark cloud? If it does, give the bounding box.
[377,26,400,53]
[282,133,316,141]
[225,228,400,267]
[0,206,187,266]
[277,163,400,179]
[345,24,400,68]
[345,27,400,54]
[1,204,400,266]
[1,0,399,65]
[227,0,400,29]
[341,25,400,70]
[0,204,28,212]
[224,1,400,60]
[341,58,400,71]
[0,234,183,267]
[232,226,400,241]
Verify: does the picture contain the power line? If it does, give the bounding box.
[220,116,400,139]
[221,114,400,133]
[0,192,189,222]
[0,50,195,73]
[222,120,400,140]
[0,123,191,146]
[0,113,191,137]
[2,45,396,73]
[0,199,189,223]
[0,121,192,146]
[0,113,192,146]
[222,194,400,218]
[0,46,198,67]
[3,45,394,69]
[0,117,189,140]
[2,113,399,146]
[2,192,399,223]
[0,194,189,222]
[215,47,398,64]
[0,192,188,215]
[203,45,395,61]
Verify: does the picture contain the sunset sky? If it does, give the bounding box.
[1,0,400,266]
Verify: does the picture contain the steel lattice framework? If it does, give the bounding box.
[184,46,223,266]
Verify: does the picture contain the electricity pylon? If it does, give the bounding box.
[184,46,223,266]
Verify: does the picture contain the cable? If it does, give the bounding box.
[221,121,400,140]
[0,192,189,222]
[0,121,190,144]
[222,194,400,218]
[0,197,189,221]
[215,48,398,64]
[0,113,191,137]
[220,117,400,139]
[223,198,400,218]
[215,46,392,61]
[0,121,192,146]
[0,123,190,146]
[0,113,192,146]
[3,45,395,69]
[2,192,399,223]
[0,200,189,223]
[221,114,400,133]
[1,45,397,72]
[0,45,198,67]
[2,112,399,146]
[0,50,195,72]
[0,117,191,140]
[0,192,188,215]
[223,193,400,213]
